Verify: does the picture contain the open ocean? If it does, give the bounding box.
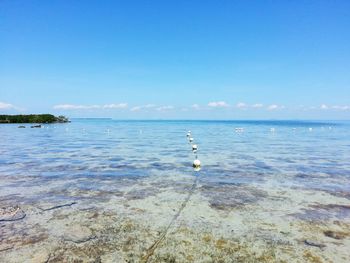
[1,119,350,262]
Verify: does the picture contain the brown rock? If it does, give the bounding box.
[0,206,26,222]
[323,230,348,240]
[63,225,95,243]
[30,251,51,263]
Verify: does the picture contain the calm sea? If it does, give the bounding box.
[1,119,350,196]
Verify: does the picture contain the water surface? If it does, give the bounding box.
[1,120,350,262]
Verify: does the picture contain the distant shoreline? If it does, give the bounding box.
[0,114,69,124]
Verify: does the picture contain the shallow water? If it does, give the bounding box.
[1,119,350,262]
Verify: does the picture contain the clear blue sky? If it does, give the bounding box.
[1,0,349,119]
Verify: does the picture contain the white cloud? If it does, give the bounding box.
[252,103,264,108]
[53,104,99,110]
[236,102,247,109]
[144,104,156,108]
[130,106,142,112]
[267,104,284,110]
[191,104,200,110]
[53,103,127,110]
[156,105,174,111]
[103,103,128,109]
[332,105,350,110]
[50,102,349,113]
[0,102,16,110]
[316,104,350,111]
[268,104,278,110]
[208,101,229,108]
[130,104,156,112]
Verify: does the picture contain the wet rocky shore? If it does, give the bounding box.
[1,172,349,263]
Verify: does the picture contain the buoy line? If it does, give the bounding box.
[141,131,201,262]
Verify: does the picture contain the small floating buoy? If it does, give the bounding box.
[194,166,201,172]
[192,144,198,151]
[187,132,191,137]
[189,137,194,142]
[193,159,201,168]
[309,128,313,132]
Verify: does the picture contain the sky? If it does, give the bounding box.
[0,0,349,120]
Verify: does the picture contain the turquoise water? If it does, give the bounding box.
[1,119,350,196]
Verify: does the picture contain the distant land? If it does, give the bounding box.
[0,114,69,124]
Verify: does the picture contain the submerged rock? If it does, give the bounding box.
[304,239,326,249]
[0,206,26,222]
[63,225,95,243]
[323,230,348,240]
[31,251,51,263]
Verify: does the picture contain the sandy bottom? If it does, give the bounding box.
[1,172,350,263]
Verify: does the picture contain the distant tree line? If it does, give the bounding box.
[0,114,69,123]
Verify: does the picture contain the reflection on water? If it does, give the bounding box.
[0,120,350,262]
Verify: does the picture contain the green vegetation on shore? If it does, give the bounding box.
[0,114,69,124]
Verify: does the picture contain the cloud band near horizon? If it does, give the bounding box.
[1,101,350,114]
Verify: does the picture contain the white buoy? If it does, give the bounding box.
[189,137,194,142]
[192,144,198,151]
[193,159,201,168]
[309,127,313,131]
[187,132,191,137]
[194,166,201,172]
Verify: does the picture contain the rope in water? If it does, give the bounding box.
[141,131,200,262]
